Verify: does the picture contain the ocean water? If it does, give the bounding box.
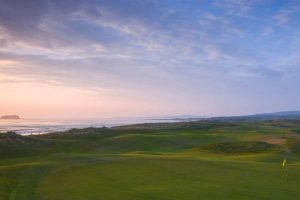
[0,117,187,135]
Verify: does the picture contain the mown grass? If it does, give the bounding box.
[1,120,300,199]
[37,158,300,200]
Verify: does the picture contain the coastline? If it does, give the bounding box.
[0,118,195,136]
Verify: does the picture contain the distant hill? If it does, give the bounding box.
[0,115,20,120]
[211,111,300,121]
[146,111,300,123]
[258,111,300,116]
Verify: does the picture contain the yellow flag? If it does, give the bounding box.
[282,159,286,167]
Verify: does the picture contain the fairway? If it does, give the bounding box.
[38,158,300,200]
[1,120,300,199]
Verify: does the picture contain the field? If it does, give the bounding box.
[1,119,300,200]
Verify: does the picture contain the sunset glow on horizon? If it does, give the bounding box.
[1,0,300,119]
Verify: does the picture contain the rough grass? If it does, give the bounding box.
[201,141,277,153]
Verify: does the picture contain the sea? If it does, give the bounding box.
[0,117,191,135]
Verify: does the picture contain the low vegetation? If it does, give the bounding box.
[201,141,277,153]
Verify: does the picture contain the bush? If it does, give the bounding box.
[201,141,276,153]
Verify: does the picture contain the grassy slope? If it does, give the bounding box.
[1,120,300,200]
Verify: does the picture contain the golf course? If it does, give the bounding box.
[1,119,300,200]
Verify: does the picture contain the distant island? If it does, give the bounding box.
[0,115,20,120]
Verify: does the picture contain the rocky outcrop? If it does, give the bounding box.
[0,115,20,119]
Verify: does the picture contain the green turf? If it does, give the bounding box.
[1,120,300,199]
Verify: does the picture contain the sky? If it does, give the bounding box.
[0,0,300,119]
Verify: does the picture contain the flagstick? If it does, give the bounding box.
[285,163,288,183]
